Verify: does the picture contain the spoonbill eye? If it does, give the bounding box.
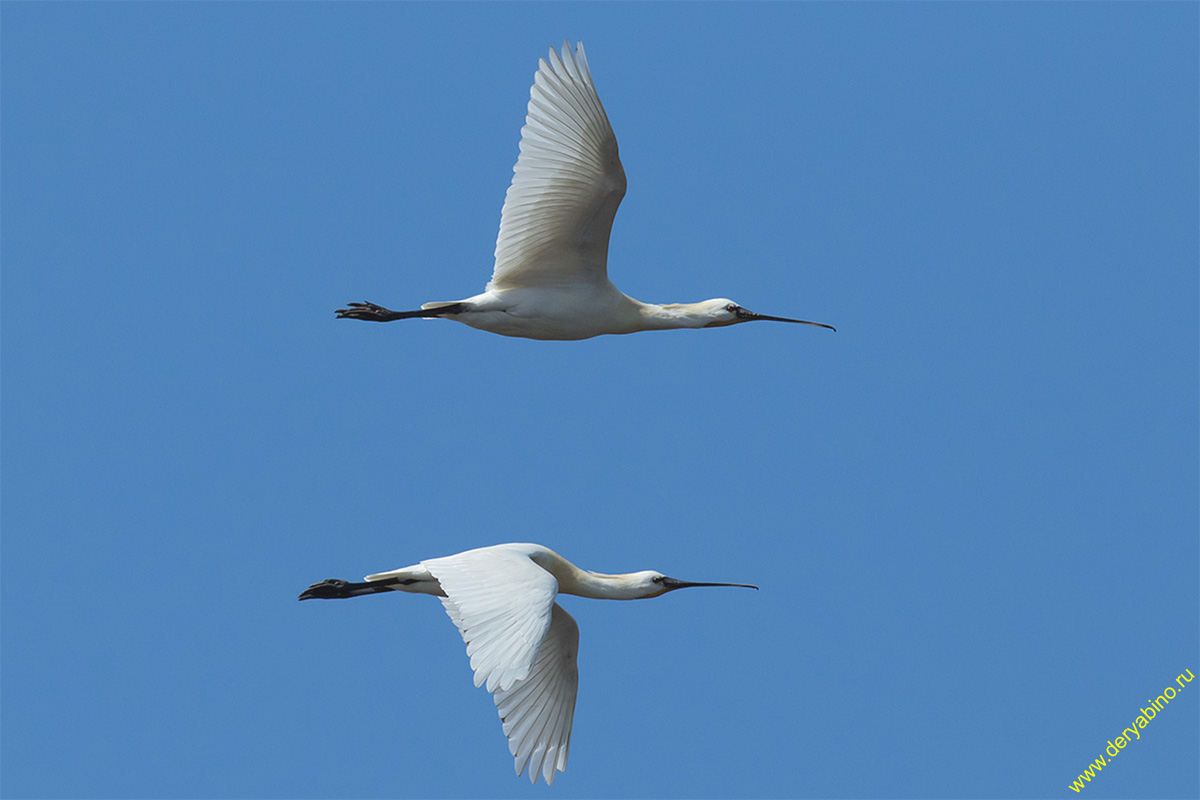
[726,304,738,313]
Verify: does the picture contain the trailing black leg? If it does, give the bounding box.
[335,301,468,322]
[298,578,398,601]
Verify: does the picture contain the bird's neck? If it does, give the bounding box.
[537,556,649,600]
[565,570,652,600]
[635,301,715,331]
[527,547,654,600]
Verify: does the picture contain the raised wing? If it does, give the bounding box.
[421,546,558,693]
[489,40,627,292]
[493,603,579,785]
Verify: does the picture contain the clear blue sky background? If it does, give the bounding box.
[3,4,1197,799]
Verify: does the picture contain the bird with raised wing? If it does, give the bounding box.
[336,41,834,340]
[299,542,757,784]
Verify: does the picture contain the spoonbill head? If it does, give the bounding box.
[585,568,761,597]
[298,543,757,784]
[335,41,835,340]
[685,299,838,330]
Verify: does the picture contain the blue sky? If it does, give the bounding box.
[2,3,1197,798]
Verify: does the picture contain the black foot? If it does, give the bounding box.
[299,578,353,601]
[335,301,403,322]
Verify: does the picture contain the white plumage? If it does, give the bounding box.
[421,546,563,694]
[299,542,756,784]
[336,41,834,340]
[490,41,625,294]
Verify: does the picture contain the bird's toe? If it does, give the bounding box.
[335,301,392,320]
[298,579,351,600]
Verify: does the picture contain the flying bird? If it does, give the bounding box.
[336,40,834,340]
[299,542,757,784]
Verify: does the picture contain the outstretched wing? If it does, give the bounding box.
[421,546,580,785]
[489,40,627,292]
[493,603,579,785]
[422,546,558,693]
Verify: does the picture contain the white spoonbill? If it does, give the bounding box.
[298,542,757,784]
[336,41,834,340]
